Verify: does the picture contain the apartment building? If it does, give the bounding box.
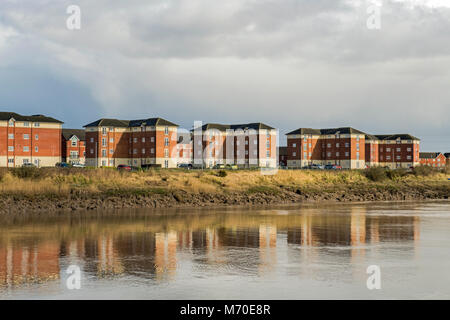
[369,134,420,168]
[62,129,86,164]
[192,122,277,168]
[84,117,178,168]
[286,127,366,169]
[0,112,63,167]
[419,152,447,168]
[176,132,193,166]
[278,146,287,167]
[445,153,450,166]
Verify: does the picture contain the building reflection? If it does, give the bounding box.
[0,206,422,290]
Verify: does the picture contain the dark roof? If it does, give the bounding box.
[177,132,192,144]
[419,152,443,159]
[375,134,420,141]
[287,127,365,136]
[365,134,379,141]
[0,111,63,124]
[278,146,287,156]
[62,129,86,141]
[84,117,178,128]
[194,122,274,132]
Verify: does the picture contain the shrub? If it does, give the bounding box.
[386,168,408,180]
[413,165,436,177]
[364,167,387,182]
[216,170,227,177]
[10,167,44,180]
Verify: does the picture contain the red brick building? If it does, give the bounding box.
[192,122,277,168]
[370,134,420,168]
[84,117,178,168]
[176,132,193,166]
[278,146,287,167]
[445,153,450,167]
[0,112,63,167]
[419,152,447,168]
[286,127,366,169]
[62,129,86,164]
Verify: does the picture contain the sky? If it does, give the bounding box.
[0,0,449,151]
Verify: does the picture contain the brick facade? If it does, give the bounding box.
[0,112,62,167]
[419,152,447,168]
[62,129,86,164]
[286,127,366,169]
[84,117,178,168]
[192,123,277,168]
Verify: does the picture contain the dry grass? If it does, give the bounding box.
[0,167,448,197]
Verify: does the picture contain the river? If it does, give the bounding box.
[1,201,449,299]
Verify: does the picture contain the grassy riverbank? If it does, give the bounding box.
[0,166,448,213]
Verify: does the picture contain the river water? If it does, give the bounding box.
[1,201,449,299]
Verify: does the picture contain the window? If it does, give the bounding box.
[35,146,38,152]
[396,156,401,160]
[110,149,114,154]
[267,132,270,138]
[164,149,169,158]
[102,127,107,135]
[165,126,169,135]
[8,134,14,139]
[90,149,94,154]
[133,138,137,143]
[23,146,29,152]
[141,137,145,143]
[8,159,14,164]
[253,150,257,156]
[327,152,331,157]
[303,152,306,158]
[90,137,94,143]
[35,134,39,140]
[23,159,29,164]
[102,150,107,157]
[151,148,155,154]
[293,143,296,148]
[266,141,270,148]
[345,152,349,157]
[142,148,146,154]
[396,148,401,152]
[34,122,40,127]
[304,136,307,141]
[102,160,107,166]
[245,150,249,155]
[8,146,14,152]
[70,151,78,158]
[151,137,155,143]
[336,143,339,148]
[356,143,359,150]
[336,152,340,157]
[407,155,412,160]
[245,140,248,145]
[164,137,169,146]
[110,138,114,143]
[293,152,297,157]
[164,160,169,168]
[8,120,14,126]
[254,140,257,145]
[266,150,270,157]
[309,143,311,148]
[345,143,349,148]
[102,138,107,147]
[24,122,29,127]
[386,148,391,152]
[304,143,307,149]
[356,136,360,142]
[407,147,412,152]
[71,140,77,147]
[386,155,391,160]
[133,149,137,154]
[23,134,29,140]
[327,143,331,148]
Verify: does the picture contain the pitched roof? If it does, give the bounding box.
[287,127,365,136]
[0,111,63,124]
[62,129,86,141]
[375,134,420,141]
[195,122,274,132]
[84,117,178,128]
[419,152,443,159]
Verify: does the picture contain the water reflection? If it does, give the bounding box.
[0,204,426,291]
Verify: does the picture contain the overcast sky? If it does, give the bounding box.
[0,0,449,150]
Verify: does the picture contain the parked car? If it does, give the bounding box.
[117,164,132,171]
[225,164,238,170]
[212,164,226,169]
[22,163,36,168]
[55,162,70,168]
[72,163,85,168]
[325,164,343,170]
[307,164,325,170]
[178,163,193,169]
